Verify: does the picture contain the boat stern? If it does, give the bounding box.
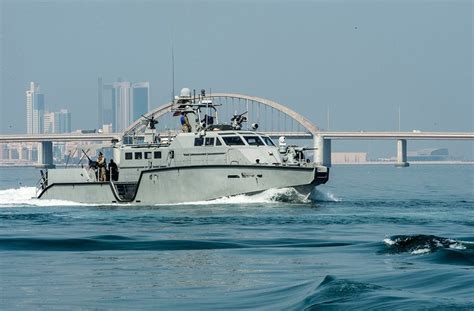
[314,165,329,186]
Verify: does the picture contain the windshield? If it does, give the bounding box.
[222,136,245,146]
[261,136,276,146]
[243,136,265,146]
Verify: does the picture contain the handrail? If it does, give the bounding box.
[35,171,48,198]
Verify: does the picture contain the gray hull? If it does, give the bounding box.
[38,165,328,204]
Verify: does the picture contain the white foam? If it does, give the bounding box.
[0,186,319,207]
[411,248,431,255]
[448,242,466,250]
[0,187,90,207]
[383,238,396,246]
[157,187,311,206]
[309,189,342,202]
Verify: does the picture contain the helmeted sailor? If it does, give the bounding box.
[97,152,106,181]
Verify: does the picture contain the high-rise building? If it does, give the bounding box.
[98,78,150,133]
[44,112,55,134]
[26,82,45,134]
[56,109,71,133]
[132,82,150,121]
[44,109,72,134]
[113,81,132,133]
[26,83,35,134]
[98,77,115,130]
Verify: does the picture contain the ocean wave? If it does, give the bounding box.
[382,234,469,255]
[296,275,384,309]
[290,275,473,310]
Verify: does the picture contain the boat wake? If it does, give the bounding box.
[174,187,313,205]
[178,187,342,205]
[309,189,342,202]
[0,186,341,207]
[0,187,90,207]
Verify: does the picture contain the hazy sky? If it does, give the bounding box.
[1,0,472,157]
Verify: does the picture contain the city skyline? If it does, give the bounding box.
[23,78,150,134]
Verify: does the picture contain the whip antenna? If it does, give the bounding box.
[171,44,175,103]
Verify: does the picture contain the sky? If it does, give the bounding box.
[0,0,472,157]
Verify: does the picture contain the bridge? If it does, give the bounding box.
[1,92,473,167]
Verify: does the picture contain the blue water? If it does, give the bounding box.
[0,165,473,310]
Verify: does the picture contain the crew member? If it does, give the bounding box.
[97,152,106,181]
[201,114,214,126]
[109,159,119,181]
[180,113,191,133]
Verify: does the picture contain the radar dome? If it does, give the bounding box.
[180,88,191,98]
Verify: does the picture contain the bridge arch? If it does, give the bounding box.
[124,92,320,137]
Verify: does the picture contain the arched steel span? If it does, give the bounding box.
[123,92,320,137]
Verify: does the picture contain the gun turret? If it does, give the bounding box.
[82,149,98,169]
[231,111,248,130]
[141,114,158,130]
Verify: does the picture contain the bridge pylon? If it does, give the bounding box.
[395,139,409,167]
[314,136,332,167]
[36,141,55,168]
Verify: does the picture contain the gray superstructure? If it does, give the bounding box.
[36,88,329,204]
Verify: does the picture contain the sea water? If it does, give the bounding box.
[0,165,473,310]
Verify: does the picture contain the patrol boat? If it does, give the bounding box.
[36,88,329,204]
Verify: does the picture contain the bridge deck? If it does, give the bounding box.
[0,131,473,143]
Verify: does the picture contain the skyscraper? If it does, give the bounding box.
[113,81,132,133]
[26,83,35,134]
[56,109,71,133]
[98,78,150,132]
[43,112,55,134]
[44,109,72,134]
[132,82,150,121]
[26,82,45,134]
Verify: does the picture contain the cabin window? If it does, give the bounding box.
[194,138,204,146]
[135,152,142,160]
[125,152,132,160]
[216,138,222,146]
[262,136,276,146]
[222,136,245,146]
[154,151,162,159]
[244,136,265,146]
[144,152,152,159]
[205,137,215,146]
